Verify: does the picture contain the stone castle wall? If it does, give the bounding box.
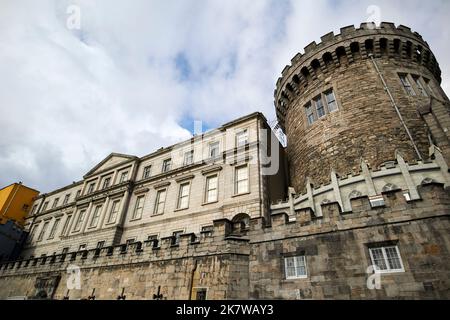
[1,181,449,300]
[274,22,449,192]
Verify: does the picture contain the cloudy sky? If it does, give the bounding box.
[1,0,449,193]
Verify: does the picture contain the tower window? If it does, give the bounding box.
[305,103,315,125]
[324,89,338,112]
[412,75,428,97]
[399,74,416,96]
[314,95,326,118]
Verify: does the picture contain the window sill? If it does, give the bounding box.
[202,200,219,206]
[174,207,189,212]
[284,276,308,281]
[232,192,251,198]
[373,269,405,274]
[151,213,164,217]
[129,217,142,222]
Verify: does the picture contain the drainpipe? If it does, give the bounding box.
[369,54,423,160]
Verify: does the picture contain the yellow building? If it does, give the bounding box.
[0,183,39,226]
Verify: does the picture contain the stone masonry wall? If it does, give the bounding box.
[249,182,450,299]
[274,23,449,193]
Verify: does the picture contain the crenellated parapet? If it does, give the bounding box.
[270,147,450,218]
[275,22,442,130]
[0,218,250,277]
[250,180,450,243]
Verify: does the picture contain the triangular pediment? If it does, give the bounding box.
[84,153,138,178]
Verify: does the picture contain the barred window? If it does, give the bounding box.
[284,256,308,279]
[369,245,404,273]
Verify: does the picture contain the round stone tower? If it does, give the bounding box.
[275,22,449,193]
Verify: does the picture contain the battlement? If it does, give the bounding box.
[251,181,450,243]
[271,147,450,217]
[0,218,250,277]
[275,22,442,129]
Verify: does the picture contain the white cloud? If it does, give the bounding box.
[0,0,448,192]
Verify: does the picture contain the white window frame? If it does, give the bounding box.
[205,175,218,203]
[89,205,102,228]
[63,194,71,205]
[120,171,129,183]
[48,218,61,239]
[61,215,72,236]
[73,209,86,232]
[235,165,249,195]
[143,165,152,179]
[236,130,249,148]
[87,183,95,194]
[177,182,191,210]
[162,159,172,173]
[102,177,111,189]
[284,255,308,280]
[209,141,220,158]
[107,200,121,224]
[154,189,167,215]
[369,245,405,274]
[52,198,59,209]
[132,195,145,220]
[37,221,50,242]
[184,150,194,166]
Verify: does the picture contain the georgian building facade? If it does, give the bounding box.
[22,112,287,258]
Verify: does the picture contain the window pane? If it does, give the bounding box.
[314,96,326,118]
[385,247,402,270]
[236,130,248,147]
[325,90,338,112]
[370,248,387,270]
[306,104,315,125]
[285,257,296,278]
[399,75,416,96]
[295,256,307,277]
